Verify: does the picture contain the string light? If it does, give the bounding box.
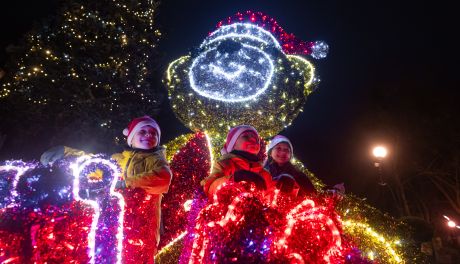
[342,220,403,263]
[166,14,320,139]
[0,160,38,207]
[70,155,124,264]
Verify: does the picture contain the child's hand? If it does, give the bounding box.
[273,174,296,193]
[40,145,65,165]
[324,183,345,200]
[332,183,345,194]
[233,170,267,190]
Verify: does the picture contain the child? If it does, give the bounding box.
[41,115,172,263]
[201,125,273,198]
[265,135,316,196]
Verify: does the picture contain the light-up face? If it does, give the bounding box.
[189,44,274,102]
[166,21,317,138]
[188,23,280,103]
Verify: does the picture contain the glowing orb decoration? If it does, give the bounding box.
[166,13,324,139]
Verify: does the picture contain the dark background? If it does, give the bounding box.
[1,0,458,211]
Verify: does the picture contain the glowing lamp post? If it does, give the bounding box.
[444,215,460,229]
[372,146,388,186]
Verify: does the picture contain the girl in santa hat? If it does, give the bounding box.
[265,135,316,197]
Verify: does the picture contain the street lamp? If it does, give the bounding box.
[444,215,460,229]
[372,145,388,186]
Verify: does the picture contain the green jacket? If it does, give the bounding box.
[111,148,172,194]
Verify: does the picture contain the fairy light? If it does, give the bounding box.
[0,160,37,206]
[202,23,282,50]
[189,44,275,102]
[276,198,342,262]
[204,131,214,173]
[71,156,124,264]
[342,220,403,263]
[166,13,319,138]
[0,0,161,138]
[155,231,188,259]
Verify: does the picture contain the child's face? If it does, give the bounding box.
[131,125,158,149]
[233,131,260,155]
[271,142,291,165]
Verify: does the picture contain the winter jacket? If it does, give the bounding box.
[111,147,172,246]
[265,161,316,196]
[111,148,172,194]
[201,151,273,198]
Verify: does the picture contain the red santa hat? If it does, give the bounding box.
[221,125,259,155]
[267,135,294,158]
[123,115,161,147]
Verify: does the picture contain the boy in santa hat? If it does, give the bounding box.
[201,125,273,198]
[41,115,172,262]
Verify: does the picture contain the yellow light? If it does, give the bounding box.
[342,220,403,263]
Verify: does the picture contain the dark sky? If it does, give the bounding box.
[1,1,457,205]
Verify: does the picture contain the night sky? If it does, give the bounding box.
[1,1,457,208]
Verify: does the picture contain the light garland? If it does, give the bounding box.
[166,15,320,139]
[1,0,162,145]
[189,44,275,102]
[70,155,124,264]
[0,160,38,208]
[342,220,403,263]
[185,182,361,264]
[203,23,282,50]
[160,132,211,249]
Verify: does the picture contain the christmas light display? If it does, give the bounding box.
[189,23,277,102]
[1,1,159,103]
[0,160,38,208]
[0,159,94,263]
[0,157,124,263]
[70,155,124,264]
[216,11,329,58]
[0,9,428,264]
[160,132,211,248]
[0,0,163,151]
[166,13,323,141]
[157,11,426,264]
[185,182,362,264]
